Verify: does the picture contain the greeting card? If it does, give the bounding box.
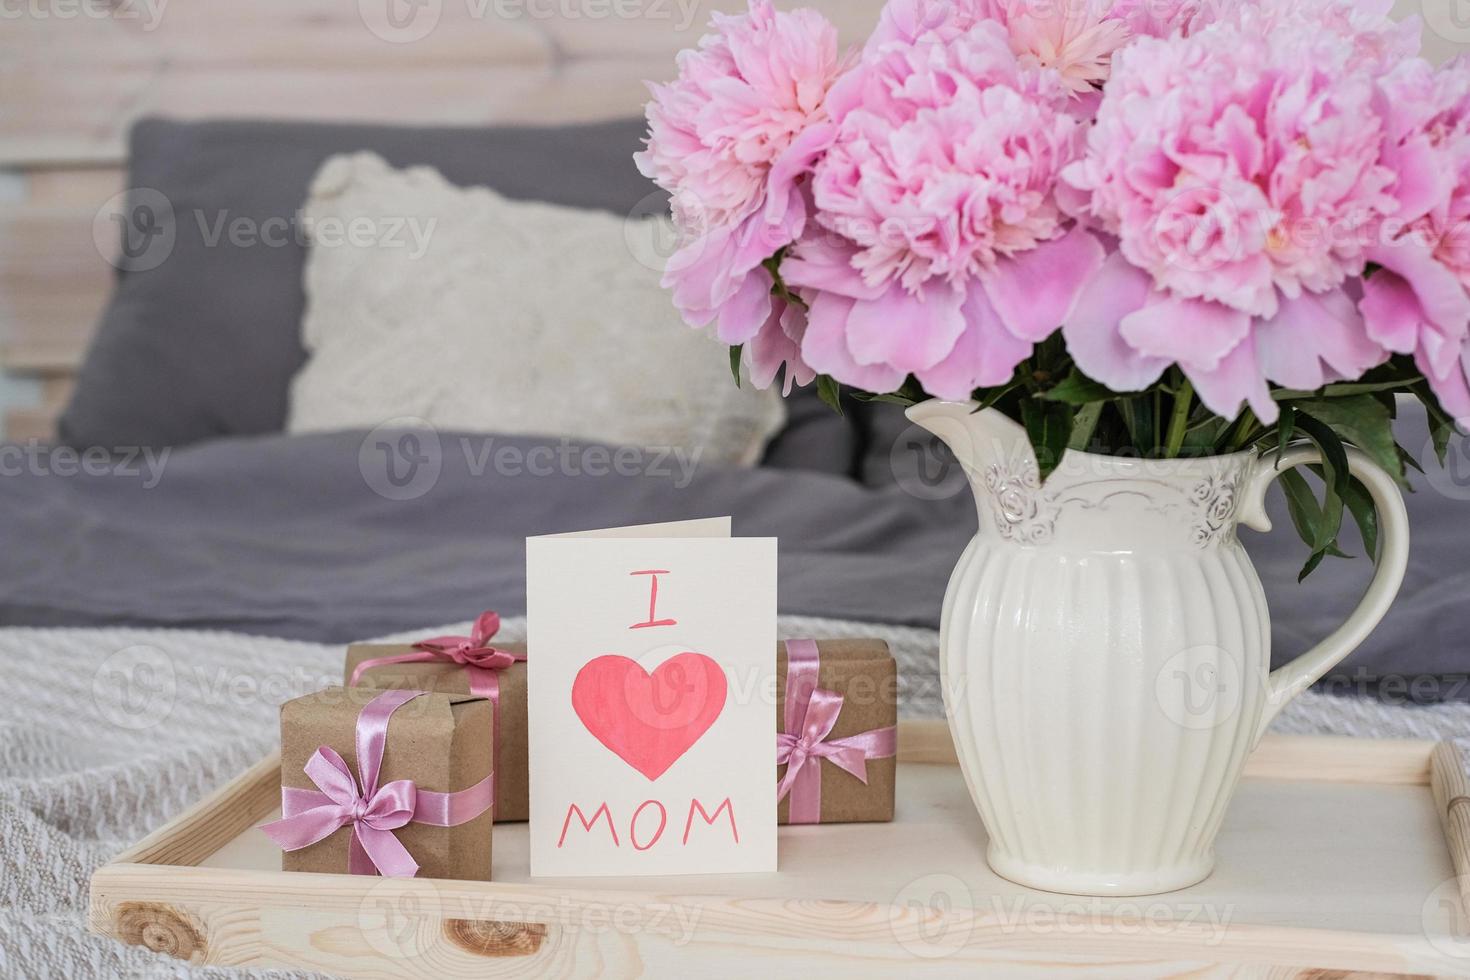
[526,518,777,877]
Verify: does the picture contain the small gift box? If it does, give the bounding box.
[344,611,528,822]
[263,687,494,880]
[777,639,898,825]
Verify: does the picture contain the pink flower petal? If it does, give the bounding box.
[763,122,835,228]
[917,283,1035,400]
[1359,270,1425,356]
[980,227,1107,342]
[715,264,775,345]
[1119,295,1253,371]
[782,235,889,301]
[799,291,907,393]
[1255,288,1386,390]
[1421,342,1470,424]
[745,297,814,394]
[1365,242,1470,375]
[1062,251,1170,392]
[845,282,966,372]
[1184,334,1279,425]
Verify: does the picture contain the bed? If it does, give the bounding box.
[4,3,1470,977]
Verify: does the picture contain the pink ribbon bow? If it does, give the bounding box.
[776,639,897,825]
[349,611,525,699]
[261,689,494,877]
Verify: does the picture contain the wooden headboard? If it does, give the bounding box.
[0,0,1458,441]
[0,0,886,441]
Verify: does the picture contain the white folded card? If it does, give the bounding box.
[526,517,777,877]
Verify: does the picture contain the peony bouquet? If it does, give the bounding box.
[637,0,1470,575]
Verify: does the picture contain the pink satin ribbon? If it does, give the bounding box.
[776,639,897,825]
[261,689,494,877]
[348,611,524,815]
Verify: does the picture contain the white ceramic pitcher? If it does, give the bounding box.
[908,400,1410,896]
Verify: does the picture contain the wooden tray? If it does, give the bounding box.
[90,723,1470,977]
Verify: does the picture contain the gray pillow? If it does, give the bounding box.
[64,116,849,463]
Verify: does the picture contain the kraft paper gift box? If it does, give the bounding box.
[777,638,899,825]
[266,686,494,881]
[344,616,528,823]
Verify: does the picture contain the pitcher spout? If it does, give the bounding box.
[905,400,1033,477]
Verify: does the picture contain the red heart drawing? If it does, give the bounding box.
[571,653,727,781]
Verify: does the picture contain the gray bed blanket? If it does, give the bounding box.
[0,430,971,640]
[1,426,1466,691]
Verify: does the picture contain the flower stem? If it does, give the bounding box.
[1164,379,1194,458]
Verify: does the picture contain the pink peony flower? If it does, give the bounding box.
[1060,18,1403,421]
[1361,58,1470,423]
[870,0,1207,96]
[784,18,1105,399]
[635,0,845,387]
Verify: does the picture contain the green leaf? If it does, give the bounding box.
[1272,380,1413,400]
[815,375,844,416]
[1279,468,1349,581]
[1342,474,1380,562]
[1293,396,1405,487]
[1068,402,1104,452]
[1180,417,1228,454]
[1020,398,1073,481]
[851,391,921,406]
[1040,371,1114,405]
[729,345,743,388]
[1414,383,1458,466]
[978,379,1024,412]
[1286,415,1356,581]
[1119,397,1155,456]
[1279,468,1325,549]
[1274,404,1296,468]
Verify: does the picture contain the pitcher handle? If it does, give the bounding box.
[1237,445,1411,743]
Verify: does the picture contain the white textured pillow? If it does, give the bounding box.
[287,152,785,465]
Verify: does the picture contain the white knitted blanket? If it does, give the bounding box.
[4,619,1468,979]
